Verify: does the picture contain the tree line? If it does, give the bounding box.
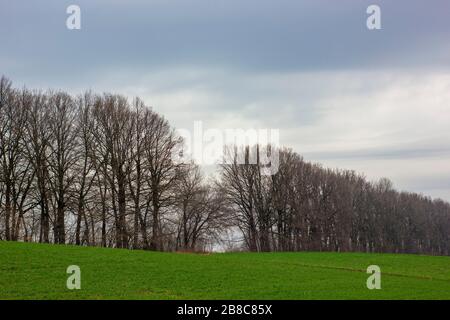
[0,76,227,251]
[220,147,450,255]
[1,76,449,255]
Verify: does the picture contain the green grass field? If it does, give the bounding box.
[0,241,449,299]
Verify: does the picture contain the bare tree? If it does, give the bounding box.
[73,93,97,245]
[46,92,79,244]
[143,112,181,250]
[173,164,228,251]
[91,94,135,248]
[23,91,52,243]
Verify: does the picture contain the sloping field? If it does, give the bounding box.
[0,241,449,299]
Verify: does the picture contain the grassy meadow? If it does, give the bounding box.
[0,241,449,299]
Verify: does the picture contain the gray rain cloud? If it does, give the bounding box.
[1,0,449,200]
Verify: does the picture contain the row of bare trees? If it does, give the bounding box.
[220,147,450,255]
[1,76,449,255]
[0,76,227,251]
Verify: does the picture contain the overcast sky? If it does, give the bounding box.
[1,0,449,201]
